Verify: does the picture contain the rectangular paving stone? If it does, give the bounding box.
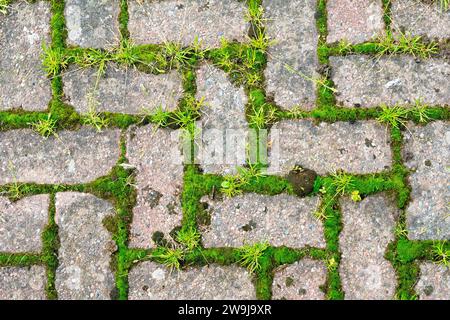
[0,195,49,253]
[416,262,450,300]
[391,0,450,40]
[0,128,121,185]
[55,192,117,300]
[272,259,327,300]
[327,0,385,44]
[330,55,450,107]
[129,262,256,300]
[63,64,183,114]
[0,266,47,300]
[65,0,120,48]
[263,0,319,110]
[126,125,184,248]
[128,0,248,48]
[340,194,397,300]
[268,120,392,175]
[0,1,51,111]
[403,121,450,240]
[200,193,325,248]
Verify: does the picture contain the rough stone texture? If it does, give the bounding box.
[416,262,450,300]
[128,0,248,48]
[127,125,184,248]
[129,262,256,300]
[63,64,183,114]
[391,0,450,40]
[268,120,392,175]
[327,0,385,44]
[340,194,397,300]
[330,56,450,107]
[0,1,51,111]
[0,128,121,185]
[403,121,450,240]
[0,266,47,300]
[65,0,120,48]
[55,192,116,300]
[201,193,325,248]
[0,195,49,253]
[195,64,248,175]
[263,0,319,110]
[272,259,327,300]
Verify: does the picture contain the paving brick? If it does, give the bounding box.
[330,56,450,107]
[0,195,49,253]
[0,266,47,300]
[65,0,120,48]
[327,0,385,44]
[126,125,184,248]
[403,121,450,240]
[55,192,116,300]
[268,120,392,175]
[0,128,121,185]
[263,0,319,110]
[339,194,397,300]
[272,259,327,300]
[63,64,183,114]
[416,262,450,300]
[129,262,256,300]
[0,1,51,111]
[128,0,248,48]
[201,193,325,248]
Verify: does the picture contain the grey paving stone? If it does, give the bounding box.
[391,0,450,40]
[129,262,256,300]
[403,121,450,240]
[201,193,325,248]
[63,64,183,114]
[65,0,120,48]
[330,56,450,107]
[272,259,327,300]
[128,0,248,48]
[267,120,392,175]
[0,195,49,253]
[263,0,319,110]
[0,1,51,111]
[416,262,450,300]
[0,128,121,185]
[327,0,385,44]
[0,266,47,300]
[55,192,116,300]
[126,125,184,248]
[195,63,248,175]
[340,194,398,300]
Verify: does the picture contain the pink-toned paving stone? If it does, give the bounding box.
[0,266,47,300]
[416,262,450,300]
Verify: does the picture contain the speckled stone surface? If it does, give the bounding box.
[201,193,325,248]
[126,125,184,248]
[267,120,392,175]
[0,128,121,184]
[0,266,47,300]
[65,0,120,48]
[129,262,256,300]
[63,64,183,114]
[340,194,398,300]
[403,121,450,240]
[416,262,450,300]
[330,56,450,107]
[327,0,385,44]
[272,259,327,300]
[128,0,248,48]
[0,195,49,253]
[263,0,318,110]
[391,0,450,40]
[55,192,117,300]
[0,1,51,111]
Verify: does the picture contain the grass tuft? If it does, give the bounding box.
[238,241,270,273]
[30,113,58,138]
[376,104,409,129]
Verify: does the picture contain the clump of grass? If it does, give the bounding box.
[143,105,170,129]
[409,99,432,123]
[432,241,449,267]
[440,0,449,11]
[376,32,438,59]
[331,171,355,195]
[336,39,352,54]
[248,102,278,129]
[30,114,58,138]
[376,104,409,129]
[394,221,408,238]
[115,39,140,66]
[42,44,68,77]
[238,241,269,273]
[162,42,193,69]
[176,227,201,252]
[83,104,109,132]
[152,247,185,272]
[221,164,265,197]
[0,0,9,15]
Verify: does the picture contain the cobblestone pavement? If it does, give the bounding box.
[0,0,449,300]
